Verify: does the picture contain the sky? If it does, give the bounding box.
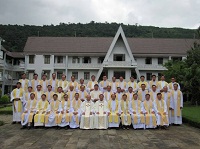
[0,0,199,29]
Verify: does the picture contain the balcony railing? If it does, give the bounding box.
[103,61,137,67]
[68,63,102,69]
[54,63,66,68]
[137,64,167,70]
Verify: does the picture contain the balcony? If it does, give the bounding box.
[103,61,137,68]
[137,64,167,70]
[68,63,102,69]
[54,63,66,69]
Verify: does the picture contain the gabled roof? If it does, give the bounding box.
[24,34,198,55]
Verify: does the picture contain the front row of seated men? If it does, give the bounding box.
[20,91,169,130]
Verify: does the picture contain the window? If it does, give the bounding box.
[84,72,90,80]
[72,72,78,79]
[146,73,152,81]
[98,57,104,63]
[29,55,35,64]
[83,57,91,63]
[57,71,63,79]
[113,54,125,61]
[158,58,163,65]
[57,56,63,63]
[44,55,50,64]
[145,58,152,64]
[72,57,80,63]
[114,71,125,79]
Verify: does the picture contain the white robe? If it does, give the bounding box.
[21,100,37,126]
[126,82,139,92]
[108,100,120,127]
[119,100,131,126]
[104,91,112,101]
[94,100,109,129]
[80,101,94,129]
[153,100,169,126]
[163,92,173,124]
[58,101,73,127]
[129,100,145,129]
[90,90,102,102]
[69,100,82,128]
[170,91,183,124]
[45,101,62,127]
[10,88,24,122]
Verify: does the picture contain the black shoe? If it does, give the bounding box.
[21,126,26,129]
[27,126,31,130]
[65,127,68,130]
[12,121,16,124]
[126,126,130,130]
[17,122,21,124]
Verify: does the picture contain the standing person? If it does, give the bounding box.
[108,94,120,129]
[34,85,44,101]
[120,94,131,130]
[29,73,40,92]
[94,94,109,129]
[34,94,49,127]
[67,85,76,101]
[39,74,48,92]
[70,93,82,128]
[149,75,157,91]
[68,75,79,92]
[138,76,149,90]
[109,76,119,93]
[168,77,181,91]
[119,76,127,93]
[153,93,169,129]
[21,93,37,129]
[103,85,113,101]
[149,85,158,102]
[170,83,183,125]
[19,73,29,92]
[56,87,64,102]
[80,95,94,129]
[115,87,122,101]
[90,84,102,102]
[45,85,55,103]
[99,76,110,93]
[126,87,134,101]
[129,94,145,129]
[138,84,149,102]
[127,76,138,93]
[48,73,59,92]
[77,78,86,92]
[87,75,98,92]
[59,74,68,92]
[142,94,157,129]
[157,75,168,92]
[23,86,32,111]
[79,85,88,102]
[10,82,25,124]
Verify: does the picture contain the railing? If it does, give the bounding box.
[68,63,102,69]
[54,63,66,68]
[137,64,167,70]
[103,61,136,67]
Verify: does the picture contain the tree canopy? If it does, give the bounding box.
[0,22,197,52]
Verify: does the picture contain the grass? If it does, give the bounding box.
[0,106,12,115]
[182,103,200,128]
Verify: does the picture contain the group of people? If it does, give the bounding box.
[10,73,183,130]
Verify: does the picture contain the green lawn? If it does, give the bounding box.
[0,106,12,115]
[182,106,200,123]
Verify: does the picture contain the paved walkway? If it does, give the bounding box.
[0,114,200,149]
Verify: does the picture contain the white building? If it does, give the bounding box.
[0,26,196,94]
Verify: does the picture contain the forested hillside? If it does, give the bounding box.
[0,21,197,52]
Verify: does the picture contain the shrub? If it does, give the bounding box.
[0,95,10,104]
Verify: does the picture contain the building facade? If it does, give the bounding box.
[0,26,195,94]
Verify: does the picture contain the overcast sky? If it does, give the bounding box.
[0,0,199,29]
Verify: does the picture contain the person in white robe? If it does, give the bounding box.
[94,94,109,129]
[127,76,138,93]
[10,82,25,124]
[21,93,37,129]
[39,74,48,92]
[58,94,72,129]
[69,93,82,128]
[162,86,173,125]
[119,76,127,93]
[157,75,169,92]
[22,86,32,111]
[138,76,149,90]
[34,94,49,127]
[67,75,79,92]
[90,84,102,102]
[168,77,181,91]
[67,85,76,101]
[77,78,87,92]
[129,93,145,129]
[115,87,122,101]
[108,94,120,128]
[45,94,62,128]
[34,85,44,101]
[48,73,59,92]
[99,76,110,93]
[79,85,88,102]
[45,85,55,103]
[153,93,169,129]
[109,76,119,93]
[103,85,113,101]
[19,73,29,92]
[120,94,131,129]
[138,84,149,102]
[28,73,40,92]
[80,95,94,129]
[142,94,157,129]
[58,74,69,92]
[126,87,134,101]
[56,87,64,101]
[149,85,158,102]
[86,75,98,93]
[148,75,157,91]
[170,83,183,125]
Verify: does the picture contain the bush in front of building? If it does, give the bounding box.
[0,95,10,104]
